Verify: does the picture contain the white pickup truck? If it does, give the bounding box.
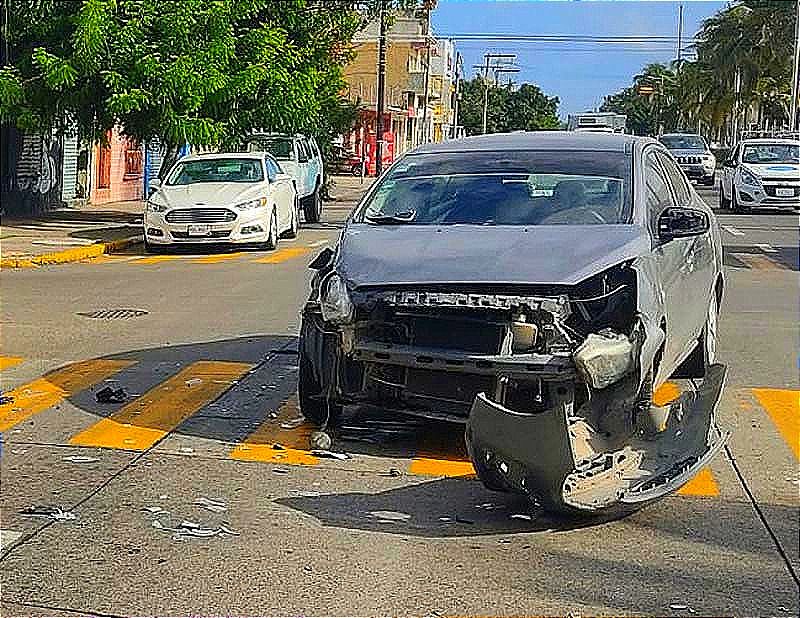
[245,133,325,223]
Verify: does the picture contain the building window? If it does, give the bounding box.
[97,130,112,189]
[124,139,142,177]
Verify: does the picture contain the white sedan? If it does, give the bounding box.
[144,152,299,251]
[719,138,800,212]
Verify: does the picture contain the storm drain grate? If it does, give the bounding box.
[77,309,149,320]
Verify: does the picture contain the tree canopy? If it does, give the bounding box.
[0,0,413,147]
[601,0,797,138]
[458,77,560,135]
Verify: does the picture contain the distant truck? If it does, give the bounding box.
[568,112,627,134]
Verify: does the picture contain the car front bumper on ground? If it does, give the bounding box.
[300,286,728,514]
[144,207,272,244]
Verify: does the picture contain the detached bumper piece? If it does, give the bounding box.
[466,364,729,515]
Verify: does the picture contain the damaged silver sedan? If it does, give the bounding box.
[299,131,729,515]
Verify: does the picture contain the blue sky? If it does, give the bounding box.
[432,0,727,118]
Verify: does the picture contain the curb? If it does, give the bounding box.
[0,235,143,269]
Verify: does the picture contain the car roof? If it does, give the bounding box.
[739,138,799,145]
[248,133,310,140]
[179,152,271,162]
[660,133,703,138]
[409,131,650,155]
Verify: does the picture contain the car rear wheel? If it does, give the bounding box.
[731,189,749,214]
[719,183,730,209]
[303,184,321,223]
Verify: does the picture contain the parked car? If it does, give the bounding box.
[329,144,363,176]
[659,133,717,185]
[244,133,324,223]
[299,131,728,516]
[719,138,800,212]
[144,152,298,251]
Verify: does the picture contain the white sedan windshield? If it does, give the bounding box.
[167,159,264,185]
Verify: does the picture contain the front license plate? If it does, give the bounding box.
[775,187,794,197]
[187,224,211,236]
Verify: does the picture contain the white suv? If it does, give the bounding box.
[245,133,325,222]
[720,138,800,212]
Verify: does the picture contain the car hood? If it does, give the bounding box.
[336,224,651,288]
[155,183,263,208]
[742,162,800,179]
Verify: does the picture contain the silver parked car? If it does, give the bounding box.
[299,132,727,515]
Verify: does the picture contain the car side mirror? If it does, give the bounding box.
[658,207,709,241]
[147,178,162,196]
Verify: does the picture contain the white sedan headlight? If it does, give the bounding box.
[739,167,761,186]
[146,199,167,213]
[234,197,268,210]
[320,274,354,324]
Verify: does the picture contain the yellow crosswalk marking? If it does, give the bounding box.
[253,247,312,264]
[0,356,23,371]
[135,255,181,265]
[752,388,799,460]
[678,467,720,496]
[408,457,475,477]
[0,359,134,432]
[230,397,319,465]
[70,360,251,450]
[408,421,475,477]
[192,252,246,264]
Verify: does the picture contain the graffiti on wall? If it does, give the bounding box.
[0,129,63,215]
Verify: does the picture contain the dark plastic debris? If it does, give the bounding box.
[96,386,127,404]
[20,505,76,521]
[0,392,13,405]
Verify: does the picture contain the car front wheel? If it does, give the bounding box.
[719,183,730,209]
[302,183,321,223]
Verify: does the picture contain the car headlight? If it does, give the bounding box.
[234,197,268,210]
[320,274,354,324]
[146,200,167,213]
[740,167,761,186]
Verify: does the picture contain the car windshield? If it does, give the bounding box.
[659,135,707,150]
[166,158,264,185]
[247,137,293,160]
[741,143,799,165]
[355,150,632,226]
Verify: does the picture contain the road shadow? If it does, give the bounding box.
[724,245,799,270]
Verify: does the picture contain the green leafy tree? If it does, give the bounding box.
[458,77,559,135]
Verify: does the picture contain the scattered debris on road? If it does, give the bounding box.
[194,497,228,513]
[378,468,402,477]
[310,449,351,460]
[367,510,411,522]
[95,386,127,403]
[309,430,332,450]
[20,505,76,521]
[63,455,100,464]
[272,467,290,474]
[0,391,14,405]
[142,506,170,515]
[152,518,240,539]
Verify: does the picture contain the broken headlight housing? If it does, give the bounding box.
[320,273,354,324]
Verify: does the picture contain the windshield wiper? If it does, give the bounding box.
[365,210,416,225]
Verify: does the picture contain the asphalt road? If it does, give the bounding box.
[1,179,798,616]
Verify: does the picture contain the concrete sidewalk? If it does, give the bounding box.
[1,200,144,268]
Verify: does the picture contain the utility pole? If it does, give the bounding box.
[475,53,518,134]
[374,0,387,177]
[791,0,800,132]
[420,5,432,144]
[451,51,462,139]
[676,3,683,67]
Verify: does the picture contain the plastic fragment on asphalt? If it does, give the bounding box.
[272,443,285,450]
[510,513,534,521]
[310,449,351,460]
[179,447,194,454]
[272,468,290,474]
[152,518,239,538]
[669,603,694,612]
[368,510,411,521]
[378,468,402,477]
[142,506,169,515]
[438,516,452,522]
[475,502,504,510]
[185,378,203,387]
[63,455,100,463]
[20,506,76,521]
[194,497,227,513]
[280,417,305,430]
[287,489,321,497]
[454,515,474,524]
[95,386,127,404]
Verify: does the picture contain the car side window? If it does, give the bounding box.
[645,151,676,235]
[297,140,309,163]
[655,151,691,206]
[264,158,279,183]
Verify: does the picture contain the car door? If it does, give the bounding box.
[265,156,292,230]
[655,149,715,347]
[721,144,739,199]
[296,139,311,197]
[643,148,694,372]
